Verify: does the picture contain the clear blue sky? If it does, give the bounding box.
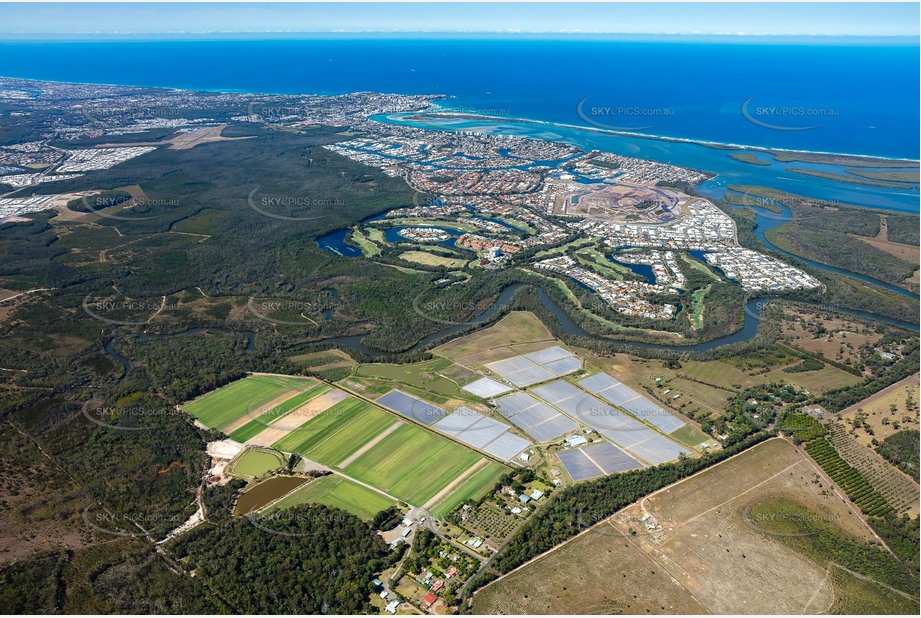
[0,2,918,37]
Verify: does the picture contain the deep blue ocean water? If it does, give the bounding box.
[0,38,918,159]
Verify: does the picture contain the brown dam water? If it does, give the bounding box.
[232,475,312,515]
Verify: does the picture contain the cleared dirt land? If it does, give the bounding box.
[838,373,920,446]
[434,311,558,369]
[472,524,709,614]
[473,439,905,615]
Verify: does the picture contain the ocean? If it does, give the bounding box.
[0,37,918,212]
[0,37,917,159]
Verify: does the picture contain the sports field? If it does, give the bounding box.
[343,423,485,506]
[228,448,286,479]
[399,250,467,268]
[272,397,397,466]
[229,382,330,443]
[265,475,395,520]
[182,374,317,430]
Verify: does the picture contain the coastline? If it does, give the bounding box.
[415,106,921,165]
[2,73,918,165]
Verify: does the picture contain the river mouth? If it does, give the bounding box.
[378,112,919,214]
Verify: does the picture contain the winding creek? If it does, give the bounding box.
[103,283,918,376]
[104,113,919,373]
[727,199,919,300]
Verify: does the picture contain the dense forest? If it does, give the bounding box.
[167,504,395,614]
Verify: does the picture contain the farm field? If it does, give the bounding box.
[428,460,507,518]
[182,374,317,430]
[476,439,901,614]
[264,475,395,521]
[249,384,511,508]
[271,397,396,466]
[228,382,330,443]
[825,423,919,516]
[353,357,464,398]
[342,423,487,506]
[245,388,352,447]
[804,437,893,516]
[227,448,286,480]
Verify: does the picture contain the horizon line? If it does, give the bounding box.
[1,31,918,38]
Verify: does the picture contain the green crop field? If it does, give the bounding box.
[273,395,506,507]
[265,475,395,520]
[304,413,397,466]
[229,383,331,443]
[668,424,710,449]
[343,423,485,506]
[430,460,506,517]
[183,374,316,429]
[272,397,396,466]
[228,448,286,479]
